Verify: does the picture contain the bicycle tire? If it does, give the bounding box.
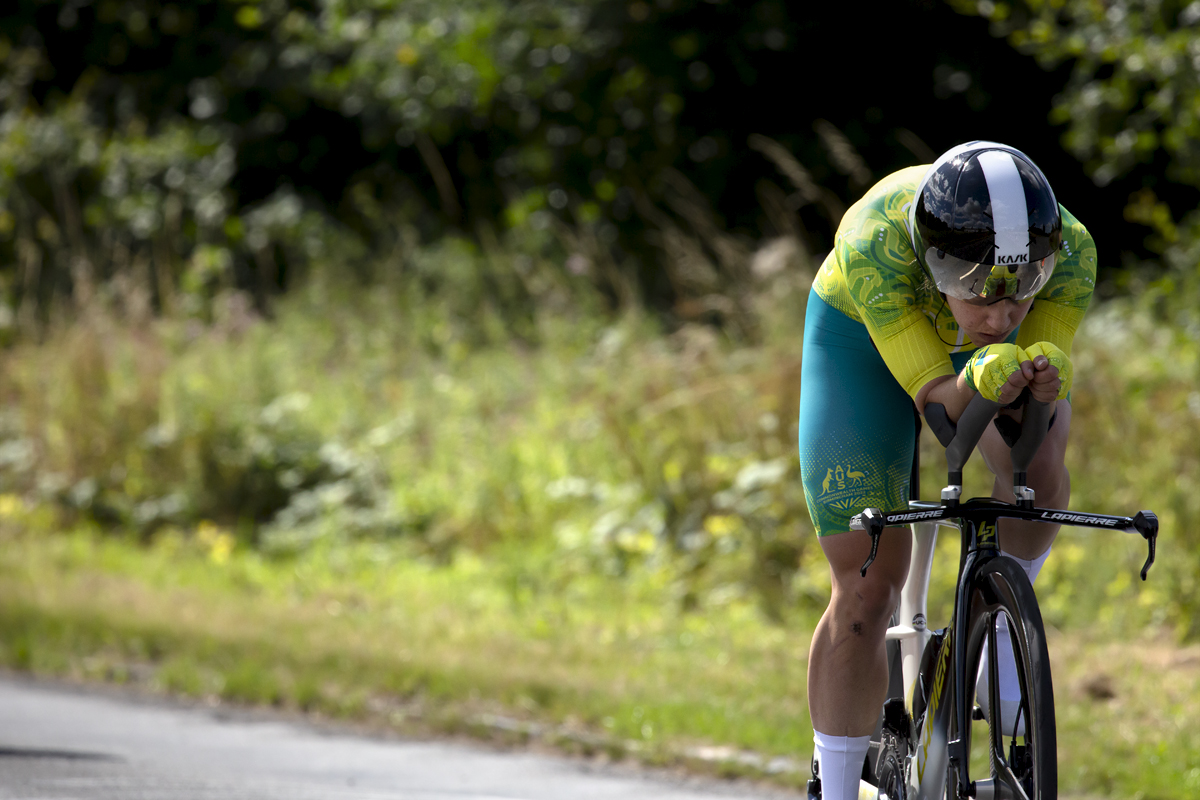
[954,555,1057,800]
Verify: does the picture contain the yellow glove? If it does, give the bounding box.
[1022,341,1073,400]
[963,343,1028,403]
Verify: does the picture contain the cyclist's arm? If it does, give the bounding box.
[915,374,969,421]
[860,306,956,398]
[836,221,959,398]
[916,351,1058,422]
[916,369,1021,422]
[1014,302,1085,356]
[1014,206,1097,355]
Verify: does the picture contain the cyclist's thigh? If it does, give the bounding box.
[798,288,916,537]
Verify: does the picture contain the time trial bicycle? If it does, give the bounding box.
[809,393,1159,800]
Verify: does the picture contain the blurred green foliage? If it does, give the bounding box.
[0,233,1196,635]
[3,0,1125,332]
[0,0,1195,636]
[0,241,819,620]
[0,0,603,322]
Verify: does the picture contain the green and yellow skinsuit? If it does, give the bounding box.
[797,166,1095,536]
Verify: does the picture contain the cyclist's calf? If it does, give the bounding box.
[809,526,912,734]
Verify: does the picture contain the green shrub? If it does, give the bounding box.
[0,234,1195,634]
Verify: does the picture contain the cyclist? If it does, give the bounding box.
[797,141,1094,800]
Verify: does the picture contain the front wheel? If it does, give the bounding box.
[954,555,1057,800]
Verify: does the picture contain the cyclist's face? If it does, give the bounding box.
[945,294,1035,346]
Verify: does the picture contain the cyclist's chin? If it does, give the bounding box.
[970,331,1007,345]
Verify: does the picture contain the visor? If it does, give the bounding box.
[924,249,1055,302]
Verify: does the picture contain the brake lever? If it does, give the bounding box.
[852,508,887,577]
[1141,535,1156,581]
[1133,510,1158,580]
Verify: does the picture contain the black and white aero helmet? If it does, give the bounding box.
[909,141,1062,303]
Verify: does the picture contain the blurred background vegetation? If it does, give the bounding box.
[0,1,1198,649]
[2,3,1200,793]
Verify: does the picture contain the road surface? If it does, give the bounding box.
[0,676,799,799]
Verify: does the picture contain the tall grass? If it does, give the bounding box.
[0,235,824,621]
[0,233,1196,638]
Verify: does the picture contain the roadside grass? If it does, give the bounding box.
[0,525,818,781]
[1053,632,1200,799]
[2,521,1199,798]
[0,248,1196,796]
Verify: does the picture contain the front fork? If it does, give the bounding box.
[907,518,998,800]
[948,520,1001,799]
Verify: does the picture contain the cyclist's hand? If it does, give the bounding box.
[963,343,1031,404]
[1022,341,1073,401]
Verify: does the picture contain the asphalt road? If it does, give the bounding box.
[0,677,798,800]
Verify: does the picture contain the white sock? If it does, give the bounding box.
[813,731,871,800]
[983,548,1051,702]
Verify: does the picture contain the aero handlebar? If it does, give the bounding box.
[849,392,1159,579]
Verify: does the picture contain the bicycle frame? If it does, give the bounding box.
[873,499,1158,800]
[852,390,1160,800]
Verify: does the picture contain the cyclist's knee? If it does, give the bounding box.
[820,527,910,626]
[1027,459,1070,503]
[831,571,902,628]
